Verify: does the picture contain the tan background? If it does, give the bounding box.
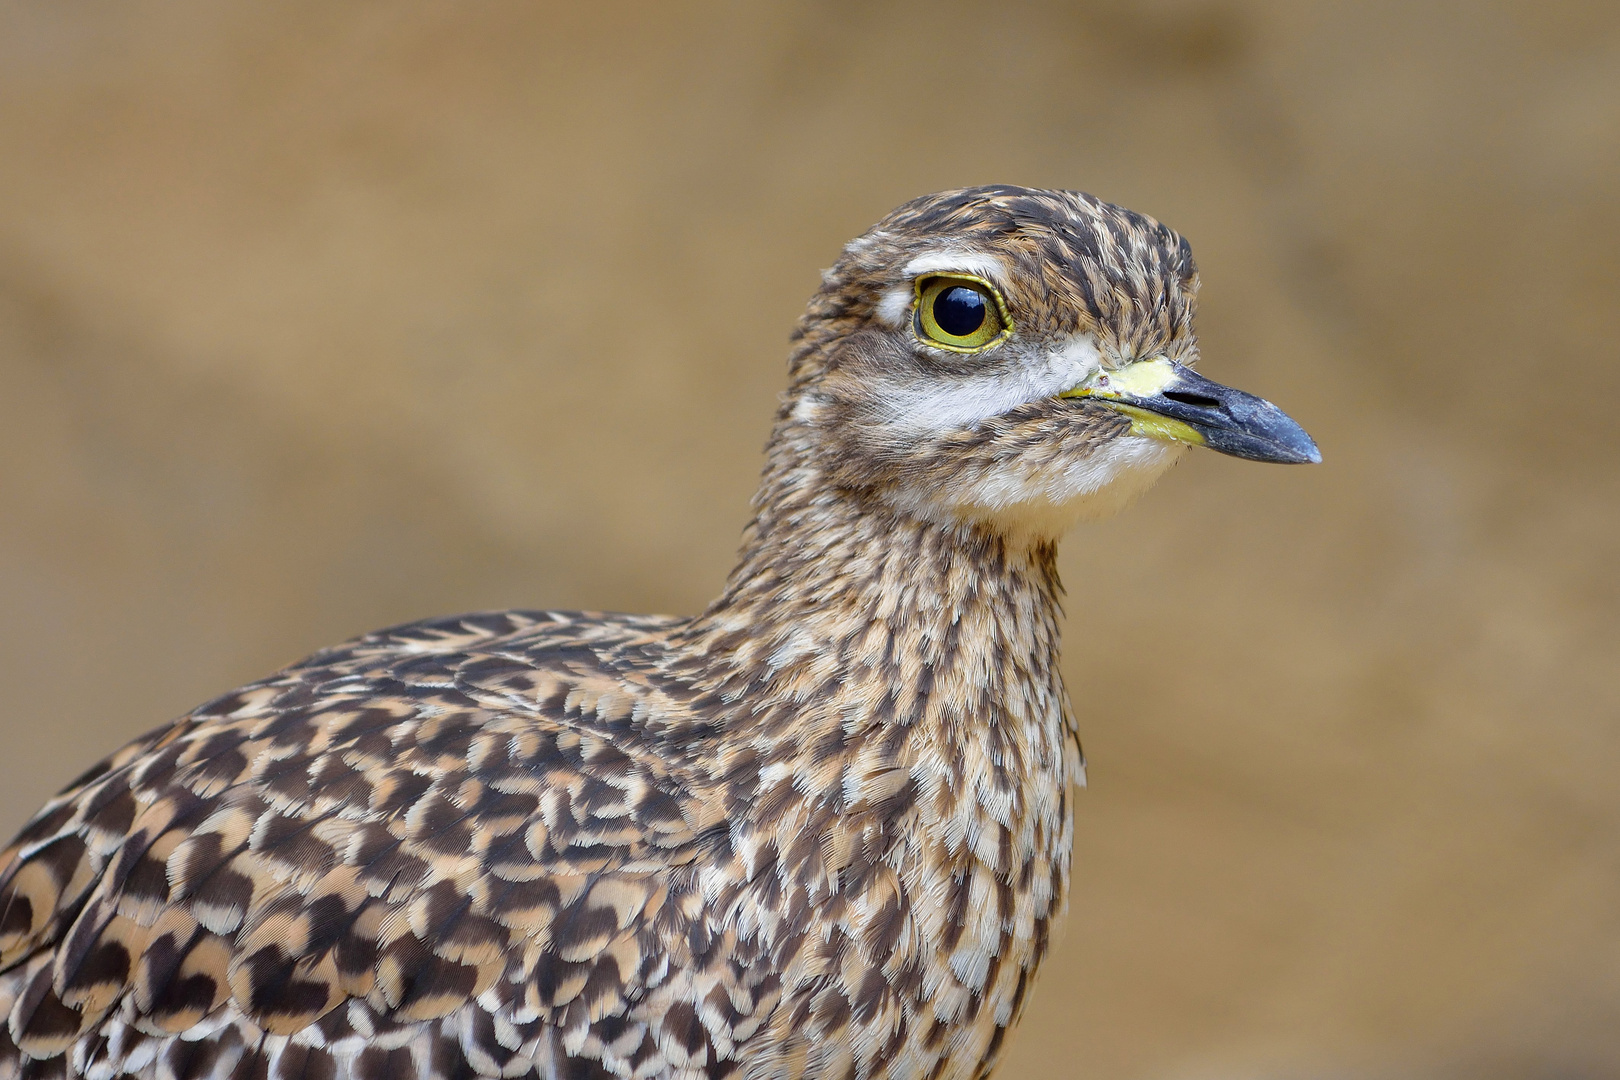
[1,2,1617,1076]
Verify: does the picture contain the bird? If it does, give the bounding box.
[0,186,1318,1080]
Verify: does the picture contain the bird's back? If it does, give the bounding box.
[0,609,747,1080]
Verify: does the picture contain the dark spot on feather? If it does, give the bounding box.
[347,729,395,764]
[410,796,474,855]
[86,789,137,837]
[15,972,82,1050]
[706,1058,741,1080]
[345,822,398,866]
[663,1001,706,1054]
[123,850,172,905]
[461,1008,516,1071]
[412,684,481,711]
[355,1046,416,1080]
[876,776,917,820]
[103,805,205,897]
[29,834,88,893]
[150,967,222,1025]
[0,893,34,939]
[372,771,433,817]
[315,1003,356,1042]
[558,842,617,867]
[232,1048,270,1080]
[192,689,253,718]
[333,915,380,978]
[864,893,905,958]
[171,832,224,888]
[538,684,573,717]
[320,705,402,743]
[17,1054,69,1079]
[254,711,316,751]
[271,1043,336,1080]
[914,661,936,704]
[553,901,618,958]
[576,777,626,816]
[62,936,130,996]
[241,945,331,1021]
[306,753,368,795]
[488,874,560,918]
[388,937,477,1015]
[559,1054,617,1080]
[430,1036,482,1080]
[163,1035,223,1080]
[890,957,926,1000]
[184,746,248,790]
[872,687,898,725]
[258,753,317,800]
[818,986,852,1031]
[255,816,336,876]
[579,952,622,1011]
[582,744,632,774]
[359,846,428,897]
[483,789,540,821]
[850,967,887,1023]
[193,863,253,917]
[11,800,78,847]
[419,711,482,757]
[299,893,352,954]
[530,952,589,1007]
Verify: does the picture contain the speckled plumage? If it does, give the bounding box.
[0,187,1306,1080]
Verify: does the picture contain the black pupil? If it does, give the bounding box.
[933,286,987,337]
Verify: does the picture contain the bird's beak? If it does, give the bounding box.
[1058,357,1321,464]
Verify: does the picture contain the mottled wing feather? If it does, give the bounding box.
[0,611,715,1078]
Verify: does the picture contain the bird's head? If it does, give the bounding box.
[776,186,1319,541]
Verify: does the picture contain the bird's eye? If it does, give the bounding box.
[914,275,1010,352]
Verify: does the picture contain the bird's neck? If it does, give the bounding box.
[703,492,1064,645]
[684,446,1071,751]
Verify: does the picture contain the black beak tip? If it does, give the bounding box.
[1196,411,1322,465]
[1242,395,1321,465]
[1262,427,1321,465]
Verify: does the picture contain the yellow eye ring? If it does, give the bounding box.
[913,274,1013,352]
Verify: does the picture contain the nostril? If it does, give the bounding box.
[1163,390,1221,409]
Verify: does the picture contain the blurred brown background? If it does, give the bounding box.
[0,1,1616,1076]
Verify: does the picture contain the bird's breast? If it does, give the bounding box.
[708,661,1079,1080]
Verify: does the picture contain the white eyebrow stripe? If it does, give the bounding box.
[901,250,1010,285]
